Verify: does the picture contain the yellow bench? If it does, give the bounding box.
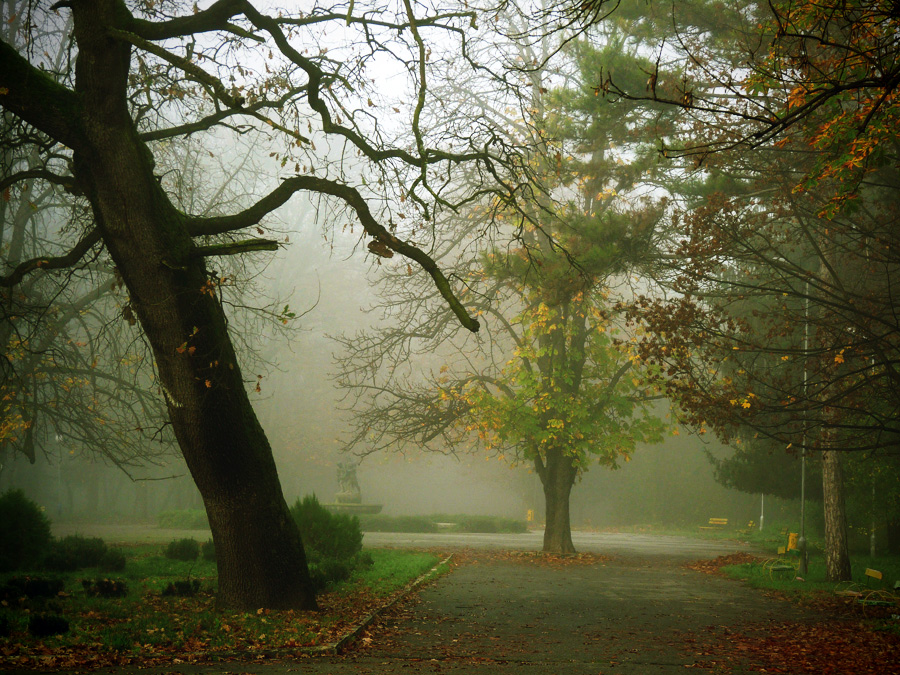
[699,518,728,531]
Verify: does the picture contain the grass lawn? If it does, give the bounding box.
[0,546,444,670]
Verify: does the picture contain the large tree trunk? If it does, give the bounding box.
[822,450,851,582]
[69,0,316,610]
[537,448,578,554]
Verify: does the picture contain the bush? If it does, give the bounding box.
[161,579,201,597]
[81,578,128,598]
[99,549,127,572]
[0,489,53,572]
[289,495,363,561]
[156,509,209,529]
[27,614,69,637]
[307,558,352,591]
[456,515,528,534]
[42,535,109,572]
[358,514,439,533]
[0,576,65,602]
[164,538,200,561]
[201,538,215,561]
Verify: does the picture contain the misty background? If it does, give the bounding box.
[0,191,799,533]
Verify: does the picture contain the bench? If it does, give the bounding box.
[834,569,900,613]
[763,546,800,579]
[699,518,728,531]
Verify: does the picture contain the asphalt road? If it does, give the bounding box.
[362,529,757,559]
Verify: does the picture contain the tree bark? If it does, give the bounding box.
[822,450,852,582]
[63,0,316,610]
[537,448,578,554]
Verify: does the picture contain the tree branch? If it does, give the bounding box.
[0,40,82,148]
[188,175,479,331]
[108,28,244,109]
[191,238,279,257]
[0,168,80,195]
[0,229,102,287]
[127,0,249,41]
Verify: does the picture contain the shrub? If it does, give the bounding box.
[161,579,201,597]
[0,576,65,602]
[0,489,53,572]
[358,514,439,533]
[43,535,109,572]
[164,538,200,561]
[456,515,528,534]
[27,614,69,637]
[201,538,215,561]
[289,495,362,561]
[156,509,209,529]
[81,578,128,598]
[99,549,127,572]
[307,558,351,591]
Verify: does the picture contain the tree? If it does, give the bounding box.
[583,0,900,581]
[336,12,672,553]
[1,0,520,609]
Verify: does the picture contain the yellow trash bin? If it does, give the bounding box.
[787,532,799,551]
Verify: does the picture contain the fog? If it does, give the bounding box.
[1,202,798,532]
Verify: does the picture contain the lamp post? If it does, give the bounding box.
[55,434,63,519]
[759,493,765,532]
[797,283,809,576]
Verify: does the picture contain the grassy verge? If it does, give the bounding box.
[720,554,900,593]
[715,552,900,636]
[0,546,441,669]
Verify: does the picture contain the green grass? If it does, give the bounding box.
[345,549,446,595]
[156,509,209,530]
[0,544,441,665]
[720,553,900,594]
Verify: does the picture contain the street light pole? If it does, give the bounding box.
[797,283,809,576]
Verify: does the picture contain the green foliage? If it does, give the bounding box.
[290,495,363,561]
[201,538,215,561]
[456,300,666,472]
[0,489,53,572]
[156,509,209,529]
[43,535,110,572]
[290,495,367,591]
[164,538,200,562]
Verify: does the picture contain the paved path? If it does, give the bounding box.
[363,529,757,559]
[33,531,827,675]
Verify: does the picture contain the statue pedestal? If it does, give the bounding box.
[323,503,383,515]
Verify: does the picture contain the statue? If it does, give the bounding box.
[335,461,362,504]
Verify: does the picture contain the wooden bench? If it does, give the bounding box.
[699,518,728,531]
[864,568,883,587]
[763,546,800,579]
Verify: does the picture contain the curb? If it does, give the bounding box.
[319,552,454,655]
